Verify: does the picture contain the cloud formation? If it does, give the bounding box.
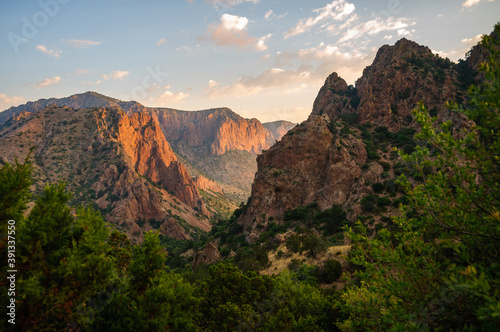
[462,0,495,8]
[0,94,24,111]
[206,13,271,51]
[207,14,256,47]
[101,71,130,80]
[145,87,190,106]
[36,45,62,58]
[35,76,61,89]
[205,67,314,98]
[264,9,287,20]
[64,39,102,49]
[285,0,356,39]
[339,17,415,42]
[462,0,481,7]
[156,38,167,46]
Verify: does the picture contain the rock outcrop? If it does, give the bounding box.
[192,242,221,267]
[238,37,478,236]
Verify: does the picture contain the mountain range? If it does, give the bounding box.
[0,94,294,241]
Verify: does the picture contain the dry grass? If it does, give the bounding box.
[260,243,352,278]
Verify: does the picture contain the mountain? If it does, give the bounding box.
[0,105,211,241]
[263,120,297,147]
[1,93,294,206]
[0,92,295,239]
[146,108,295,203]
[237,37,479,241]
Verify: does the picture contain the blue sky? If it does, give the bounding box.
[0,0,498,123]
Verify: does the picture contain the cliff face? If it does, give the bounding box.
[150,108,269,156]
[109,110,205,213]
[0,92,295,210]
[0,105,210,242]
[238,38,476,238]
[241,115,366,224]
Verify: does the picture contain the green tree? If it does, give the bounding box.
[92,231,199,332]
[196,262,274,331]
[339,24,500,331]
[6,179,116,331]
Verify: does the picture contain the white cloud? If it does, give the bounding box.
[35,76,61,89]
[265,9,287,20]
[462,0,495,8]
[221,13,249,30]
[36,45,62,58]
[285,0,356,39]
[207,14,253,47]
[64,39,102,49]
[383,35,393,40]
[101,71,130,80]
[0,94,25,111]
[461,34,482,46]
[339,17,415,42]
[205,66,314,98]
[206,14,261,49]
[156,38,167,46]
[147,89,190,105]
[256,34,272,51]
[462,0,481,7]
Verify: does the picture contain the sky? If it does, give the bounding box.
[0,0,498,123]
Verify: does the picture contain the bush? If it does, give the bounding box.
[372,182,386,193]
[320,259,342,283]
[286,233,302,253]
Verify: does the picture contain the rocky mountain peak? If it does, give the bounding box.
[237,36,480,241]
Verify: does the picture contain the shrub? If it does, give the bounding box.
[320,259,342,283]
[372,182,386,193]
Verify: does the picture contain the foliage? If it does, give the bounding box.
[196,262,274,331]
[339,24,500,331]
[320,259,343,284]
[91,231,199,331]
[6,176,115,331]
[0,154,32,234]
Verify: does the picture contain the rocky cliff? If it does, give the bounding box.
[0,105,210,241]
[238,37,478,239]
[150,108,269,156]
